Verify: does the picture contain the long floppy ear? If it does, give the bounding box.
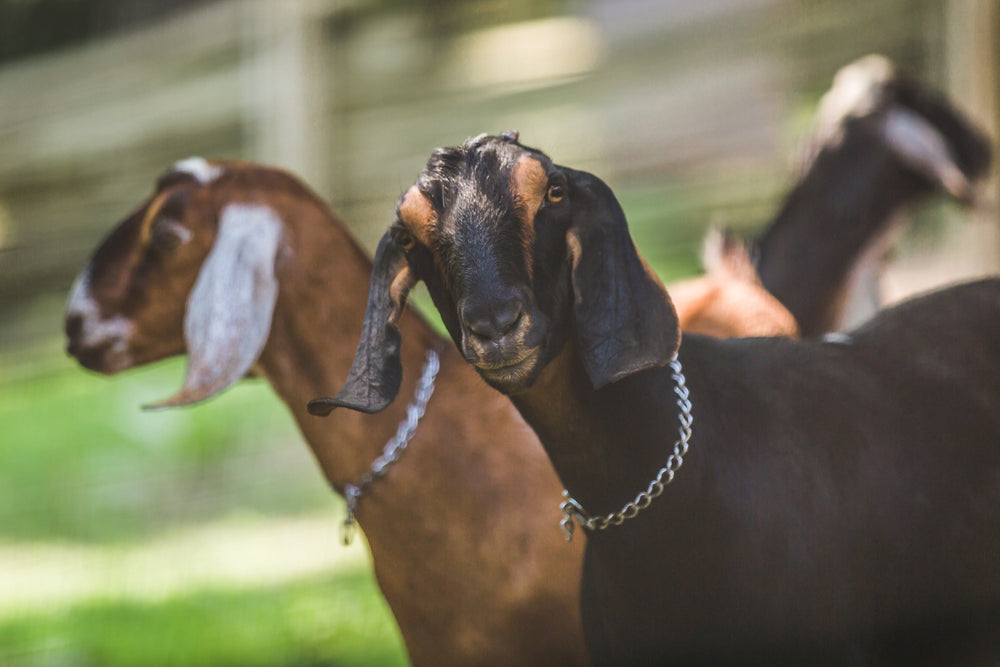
[562,167,680,389]
[307,232,414,416]
[145,204,281,409]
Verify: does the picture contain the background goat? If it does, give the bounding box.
[328,133,1000,666]
[672,55,991,340]
[755,54,992,336]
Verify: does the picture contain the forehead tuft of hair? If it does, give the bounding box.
[169,157,224,186]
[415,134,552,216]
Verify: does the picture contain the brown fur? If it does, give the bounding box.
[398,186,437,248]
[67,161,589,667]
[511,156,547,278]
[670,229,800,338]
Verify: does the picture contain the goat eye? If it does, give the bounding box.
[546,184,565,203]
[396,231,416,251]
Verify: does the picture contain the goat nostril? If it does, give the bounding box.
[461,298,524,341]
[65,313,84,340]
[493,300,523,336]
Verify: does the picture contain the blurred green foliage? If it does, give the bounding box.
[0,353,326,544]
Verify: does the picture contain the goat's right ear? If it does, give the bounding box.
[308,232,414,416]
[563,168,680,389]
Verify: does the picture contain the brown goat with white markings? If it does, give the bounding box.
[64,159,588,667]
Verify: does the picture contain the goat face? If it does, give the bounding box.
[321,134,680,416]
[65,166,216,374]
[66,158,284,407]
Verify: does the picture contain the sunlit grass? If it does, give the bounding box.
[0,512,369,618]
[0,510,408,666]
[0,338,409,665]
[0,570,407,667]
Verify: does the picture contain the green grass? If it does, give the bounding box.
[0,571,407,667]
[0,335,408,665]
[0,349,329,544]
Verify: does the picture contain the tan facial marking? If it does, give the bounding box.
[398,186,437,248]
[512,156,548,277]
[388,265,417,325]
[138,190,175,246]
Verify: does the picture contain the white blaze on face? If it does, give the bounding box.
[172,157,222,184]
[65,267,135,370]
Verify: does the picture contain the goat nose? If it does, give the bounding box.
[65,312,84,340]
[461,296,524,341]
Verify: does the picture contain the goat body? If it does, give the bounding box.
[333,133,1000,665]
[521,279,1000,664]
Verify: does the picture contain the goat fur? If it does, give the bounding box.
[334,133,1000,666]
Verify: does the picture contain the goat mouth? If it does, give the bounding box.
[474,347,542,392]
[66,339,130,375]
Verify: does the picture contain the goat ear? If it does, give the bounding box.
[145,204,281,409]
[880,106,974,201]
[307,232,413,416]
[563,167,680,389]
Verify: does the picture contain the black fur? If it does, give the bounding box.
[307,233,410,415]
[330,133,1000,665]
[562,166,679,387]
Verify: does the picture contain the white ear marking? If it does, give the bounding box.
[880,107,970,199]
[146,203,282,408]
[172,157,223,184]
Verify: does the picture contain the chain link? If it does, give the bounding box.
[342,349,440,545]
[560,353,693,541]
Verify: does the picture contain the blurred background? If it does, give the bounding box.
[1,0,997,665]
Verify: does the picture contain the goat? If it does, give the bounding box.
[327,133,1000,666]
[63,159,799,667]
[756,54,992,336]
[64,159,589,667]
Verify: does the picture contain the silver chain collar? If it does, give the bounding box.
[341,349,440,545]
[560,353,693,541]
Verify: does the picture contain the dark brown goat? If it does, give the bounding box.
[327,133,1000,666]
[756,54,992,335]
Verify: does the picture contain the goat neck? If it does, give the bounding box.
[509,339,691,517]
[225,183,588,667]
[250,195,441,493]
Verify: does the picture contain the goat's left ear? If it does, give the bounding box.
[307,231,414,416]
[563,168,680,389]
[145,204,282,409]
